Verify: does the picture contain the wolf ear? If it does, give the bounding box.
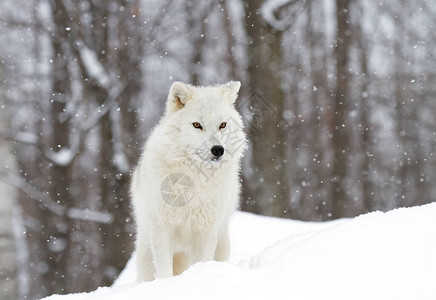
[221,81,241,104]
[166,82,193,114]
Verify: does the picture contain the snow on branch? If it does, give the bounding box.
[47,81,127,167]
[67,208,113,224]
[0,171,65,216]
[1,80,127,168]
[79,46,111,89]
[43,80,126,167]
[46,148,75,166]
[0,129,73,167]
[0,171,116,224]
[0,130,38,146]
[80,82,127,132]
[110,107,130,174]
[261,0,300,31]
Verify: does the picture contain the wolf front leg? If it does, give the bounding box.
[214,229,230,261]
[150,232,173,278]
[136,237,155,282]
[192,233,218,263]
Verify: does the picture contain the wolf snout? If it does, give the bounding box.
[211,145,224,157]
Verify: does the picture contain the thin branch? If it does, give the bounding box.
[0,171,66,216]
[0,172,114,224]
[0,130,62,165]
[80,82,127,132]
[146,0,176,45]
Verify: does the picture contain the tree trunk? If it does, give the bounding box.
[42,0,73,294]
[356,14,375,214]
[97,0,141,285]
[331,0,353,218]
[99,111,132,285]
[243,0,289,217]
[306,2,331,220]
[0,94,18,300]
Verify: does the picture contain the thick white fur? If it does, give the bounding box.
[131,81,245,281]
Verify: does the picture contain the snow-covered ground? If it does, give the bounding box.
[44,203,436,300]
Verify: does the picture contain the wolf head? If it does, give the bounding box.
[161,81,246,172]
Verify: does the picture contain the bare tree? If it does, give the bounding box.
[330,0,353,218]
[0,90,18,300]
[243,0,289,217]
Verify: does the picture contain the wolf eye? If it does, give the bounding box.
[219,122,226,129]
[192,122,202,129]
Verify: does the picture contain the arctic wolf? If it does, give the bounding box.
[131,81,245,281]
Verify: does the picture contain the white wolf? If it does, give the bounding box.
[131,81,245,281]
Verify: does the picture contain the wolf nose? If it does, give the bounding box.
[211,145,224,157]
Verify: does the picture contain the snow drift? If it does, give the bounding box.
[44,203,436,300]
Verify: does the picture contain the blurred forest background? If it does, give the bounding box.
[0,0,435,299]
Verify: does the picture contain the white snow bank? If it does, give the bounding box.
[44,203,436,300]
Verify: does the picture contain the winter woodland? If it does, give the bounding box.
[0,0,435,299]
